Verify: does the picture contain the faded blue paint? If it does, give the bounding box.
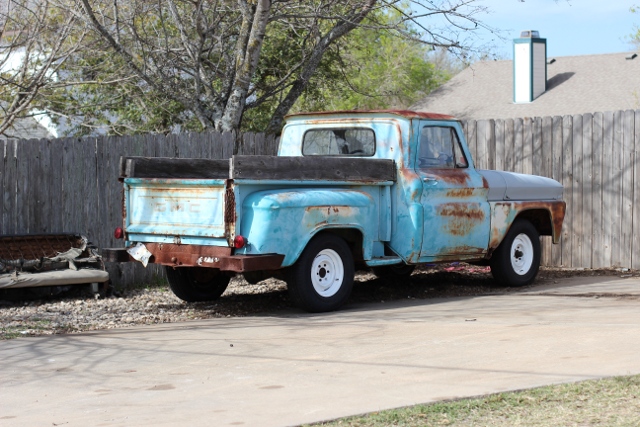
[235,188,380,266]
[124,178,227,242]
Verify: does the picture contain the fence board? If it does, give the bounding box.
[591,112,605,267]
[532,117,543,177]
[514,118,523,173]
[634,110,640,269]
[561,115,574,267]
[581,114,593,267]
[611,111,624,266]
[621,110,635,268]
[551,116,563,266]
[494,119,505,171]
[541,117,553,265]
[465,120,477,165]
[476,120,488,169]
[504,119,514,172]
[523,117,533,175]
[0,140,6,234]
[571,115,584,267]
[602,111,615,266]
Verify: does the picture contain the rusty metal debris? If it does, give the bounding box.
[0,234,109,290]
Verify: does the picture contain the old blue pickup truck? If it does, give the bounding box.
[105,110,565,312]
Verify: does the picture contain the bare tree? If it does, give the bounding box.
[0,0,90,137]
[61,0,490,135]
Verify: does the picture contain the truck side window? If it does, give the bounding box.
[302,128,375,156]
[418,126,468,169]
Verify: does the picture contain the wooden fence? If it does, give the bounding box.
[0,132,277,287]
[1,109,639,287]
[464,110,640,270]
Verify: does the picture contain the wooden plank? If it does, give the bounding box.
[522,117,533,175]
[571,114,584,267]
[551,116,563,267]
[591,112,605,268]
[211,132,224,160]
[38,139,53,233]
[621,110,635,268]
[601,111,615,267]
[532,117,543,177]
[121,156,230,179]
[465,120,477,165]
[222,131,235,159]
[15,140,32,234]
[487,119,496,170]
[48,138,64,234]
[475,120,487,169]
[611,111,624,267]
[540,116,553,265]
[231,155,396,182]
[634,110,640,269]
[494,119,505,171]
[561,115,573,267]
[504,119,514,172]
[84,138,99,243]
[581,113,593,268]
[514,118,523,173]
[0,140,5,234]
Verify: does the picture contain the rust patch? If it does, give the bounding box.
[146,243,232,266]
[224,180,236,245]
[482,176,489,188]
[0,234,85,260]
[437,203,486,236]
[431,169,471,185]
[446,188,474,198]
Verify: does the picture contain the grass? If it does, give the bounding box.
[1,318,55,340]
[308,375,640,427]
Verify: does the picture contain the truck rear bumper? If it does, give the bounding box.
[102,243,284,272]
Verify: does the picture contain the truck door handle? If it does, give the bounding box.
[423,177,438,184]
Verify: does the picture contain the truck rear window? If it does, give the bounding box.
[302,128,375,156]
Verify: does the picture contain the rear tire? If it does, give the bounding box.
[490,219,540,287]
[287,234,354,312]
[165,266,230,302]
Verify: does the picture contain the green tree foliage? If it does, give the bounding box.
[292,10,453,115]
[1,0,491,137]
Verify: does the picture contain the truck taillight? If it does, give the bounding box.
[114,227,124,239]
[233,235,246,249]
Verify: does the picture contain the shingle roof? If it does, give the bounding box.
[412,52,640,120]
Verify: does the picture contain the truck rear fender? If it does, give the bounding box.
[237,188,379,267]
[489,201,566,252]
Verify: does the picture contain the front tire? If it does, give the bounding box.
[165,266,231,302]
[490,219,540,287]
[287,234,354,312]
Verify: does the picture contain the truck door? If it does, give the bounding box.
[416,123,490,258]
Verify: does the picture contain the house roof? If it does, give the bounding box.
[412,52,640,121]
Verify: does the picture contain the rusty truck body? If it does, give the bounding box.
[104,110,565,312]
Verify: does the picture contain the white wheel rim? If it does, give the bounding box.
[510,233,534,276]
[311,249,344,297]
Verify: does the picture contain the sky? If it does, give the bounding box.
[466,0,638,58]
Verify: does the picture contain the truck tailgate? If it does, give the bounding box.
[124,178,228,243]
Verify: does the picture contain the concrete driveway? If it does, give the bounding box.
[2,276,640,427]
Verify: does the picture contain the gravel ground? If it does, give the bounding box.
[0,265,633,340]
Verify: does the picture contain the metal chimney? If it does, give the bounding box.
[513,30,547,103]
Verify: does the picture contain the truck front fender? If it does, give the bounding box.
[237,188,378,267]
[489,201,566,251]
